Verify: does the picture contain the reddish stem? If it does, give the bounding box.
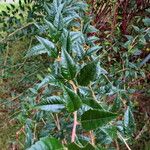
[71,111,78,142]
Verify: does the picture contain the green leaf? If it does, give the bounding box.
[68,143,96,150]
[82,97,103,110]
[77,58,99,86]
[61,49,77,80]
[36,36,57,58]
[27,137,64,150]
[111,97,121,112]
[53,4,64,30]
[143,17,150,27]
[35,96,65,112]
[81,109,117,131]
[86,36,99,43]
[26,44,49,57]
[61,29,72,52]
[44,19,57,33]
[85,46,102,56]
[65,86,82,112]
[73,42,84,60]
[97,125,117,145]
[124,106,135,135]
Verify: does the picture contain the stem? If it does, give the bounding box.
[69,80,79,143]
[115,139,120,150]
[56,114,61,131]
[117,132,131,150]
[90,131,95,145]
[71,111,78,142]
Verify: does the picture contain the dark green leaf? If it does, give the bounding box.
[77,58,99,86]
[68,143,96,150]
[65,86,82,112]
[82,97,103,110]
[81,109,117,131]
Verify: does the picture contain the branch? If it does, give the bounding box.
[69,80,79,143]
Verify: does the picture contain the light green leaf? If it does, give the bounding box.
[35,96,65,112]
[143,17,150,27]
[81,109,117,131]
[27,137,64,150]
[53,4,64,30]
[36,36,57,58]
[86,46,102,56]
[26,44,49,57]
[124,106,135,135]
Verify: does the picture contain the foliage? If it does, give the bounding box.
[14,0,141,149]
[0,0,150,149]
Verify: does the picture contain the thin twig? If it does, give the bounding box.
[89,131,95,145]
[117,132,131,150]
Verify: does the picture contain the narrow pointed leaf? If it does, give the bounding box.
[81,109,117,131]
[124,106,135,134]
[26,44,49,57]
[35,96,65,112]
[61,49,77,80]
[86,46,102,56]
[36,36,57,58]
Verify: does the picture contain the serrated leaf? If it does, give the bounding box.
[27,137,64,150]
[72,42,84,59]
[36,36,57,58]
[61,49,77,80]
[97,125,117,145]
[77,58,99,86]
[37,75,60,90]
[26,44,49,57]
[53,4,64,30]
[124,106,135,135]
[81,109,117,131]
[86,36,99,43]
[86,25,99,33]
[86,46,102,56]
[83,97,103,110]
[70,31,84,43]
[44,19,57,33]
[65,86,82,112]
[61,29,72,52]
[35,96,65,112]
